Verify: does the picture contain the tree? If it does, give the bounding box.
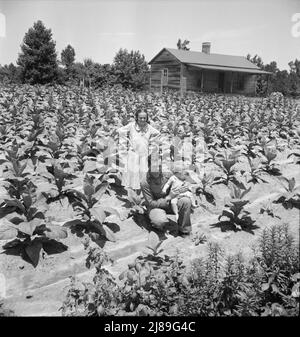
[17,20,58,84]
[111,49,149,89]
[247,54,267,95]
[90,63,114,88]
[263,61,278,94]
[61,44,75,68]
[0,63,22,84]
[177,38,190,50]
[288,59,300,97]
[246,54,263,68]
[247,53,300,97]
[289,59,300,77]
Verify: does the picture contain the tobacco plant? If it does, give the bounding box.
[218,184,254,231]
[214,150,241,185]
[63,174,120,241]
[260,145,281,176]
[246,157,268,184]
[0,185,68,267]
[273,177,300,209]
[195,172,216,205]
[259,200,280,219]
[41,163,77,202]
[287,128,300,164]
[126,188,146,217]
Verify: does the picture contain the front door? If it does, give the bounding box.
[218,72,225,93]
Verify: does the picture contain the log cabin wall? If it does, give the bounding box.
[150,49,181,89]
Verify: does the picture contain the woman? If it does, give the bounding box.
[117,109,160,191]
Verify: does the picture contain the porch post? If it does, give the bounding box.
[230,72,233,93]
[160,70,163,96]
[201,71,204,92]
[149,68,152,91]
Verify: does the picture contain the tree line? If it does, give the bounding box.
[0,21,299,97]
[245,54,300,97]
[0,20,149,90]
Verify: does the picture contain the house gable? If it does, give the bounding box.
[149,48,181,65]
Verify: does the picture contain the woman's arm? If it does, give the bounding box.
[149,125,160,139]
[117,122,133,135]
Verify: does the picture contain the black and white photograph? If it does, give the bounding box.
[0,0,299,323]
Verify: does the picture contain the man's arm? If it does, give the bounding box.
[162,176,173,194]
[140,179,171,210]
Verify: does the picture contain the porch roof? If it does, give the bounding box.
[188,63,271,74]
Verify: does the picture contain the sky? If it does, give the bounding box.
[0,0,299,70]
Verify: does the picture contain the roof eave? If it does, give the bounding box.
[187,63,272,74]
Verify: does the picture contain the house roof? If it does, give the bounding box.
[149,48,271,74]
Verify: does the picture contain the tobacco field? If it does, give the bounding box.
[0,84,299,316]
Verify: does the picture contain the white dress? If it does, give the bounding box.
[118,122,160,189]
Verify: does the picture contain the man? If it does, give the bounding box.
[140,168,192,236]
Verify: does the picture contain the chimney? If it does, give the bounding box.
[202,42,211,54]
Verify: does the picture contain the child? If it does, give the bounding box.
[162,162,198,221]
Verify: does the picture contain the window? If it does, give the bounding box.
[163,68,168,85]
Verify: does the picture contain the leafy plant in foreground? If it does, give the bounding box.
[214,150,241,185]
[246,157,268,184]
[273,177,300,209]
[41,162,77,202]
[0,186,68,267]
[60,236,119,316]
[258,224,299,316]
[259,200,280,219]
[0,160,33,205]
[218,184,254,231]
[260,146,281,176]
[61,234,188,316]
[287,128,300,164]
[117,241,188,316]
[126,188,146,217]
[64,174,120,241]
[60,224,299,317]
[195,172,216,205]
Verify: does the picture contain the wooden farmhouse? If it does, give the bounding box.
[148,43,270,95]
